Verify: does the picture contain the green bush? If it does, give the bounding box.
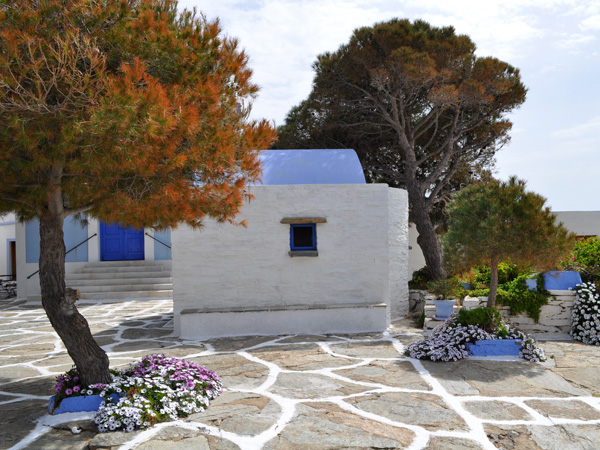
[426,277,462,299]
[409,266,433,290]
[563,237,600,287]
[456,307,503,333]
[464,271,550,322]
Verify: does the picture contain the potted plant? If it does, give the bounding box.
[427,278,460,320]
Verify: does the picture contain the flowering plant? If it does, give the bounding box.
[53,368,118,405]
[53,354,222,432]
[571,282,600,345]
[406,313,546,362]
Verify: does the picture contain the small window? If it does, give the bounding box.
[290,223,316,251]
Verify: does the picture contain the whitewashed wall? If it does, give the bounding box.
[173,184,409,336]
[0,213,16,278]
[16,218,162,299]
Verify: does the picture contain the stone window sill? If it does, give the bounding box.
[289,250,318,257]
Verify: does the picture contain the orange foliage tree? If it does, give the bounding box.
[0,0,276,384]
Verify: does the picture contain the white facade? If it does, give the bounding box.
[173,184,409,338]
[0,213,16,279]
[16,219,168,300]
[408,223,427,276]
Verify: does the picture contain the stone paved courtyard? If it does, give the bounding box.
[0,296,599,450]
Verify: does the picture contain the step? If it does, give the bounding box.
[78,266,169,274]
[66,277,172,286]
[67,271,172,280]
[84,260,169,268]
[79,290,173,300]
[72,283,173,293]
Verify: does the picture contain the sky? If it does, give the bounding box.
[179,0,600,212]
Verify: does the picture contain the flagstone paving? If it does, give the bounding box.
[0,296,599,450]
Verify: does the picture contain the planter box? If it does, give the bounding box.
[433,299,455,320]
[543,271,582,290]
[48,393,121,415]
[468,339,521,356]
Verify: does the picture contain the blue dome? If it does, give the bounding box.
[257,149,366,185]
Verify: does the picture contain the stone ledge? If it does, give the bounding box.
[179,303,388,339]
[181,302,387,315]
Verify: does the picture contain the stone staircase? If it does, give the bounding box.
[66,260,172,300]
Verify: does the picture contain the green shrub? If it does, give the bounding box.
[409,266,433,290]
[465,273,550,322]
[456,307,503,333]
[426,277,461,299]
[563,237,600,287]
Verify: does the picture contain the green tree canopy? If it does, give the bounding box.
[0,0,275,384]
[442,176,574,307]
[276,18,527,279]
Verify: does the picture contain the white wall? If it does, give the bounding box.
[389,189,409,319]
[16,217,160,299]
[173,184,409,335]
[0,213,16,278]
[408,223,427,276]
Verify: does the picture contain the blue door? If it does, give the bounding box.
[100,223,144,261]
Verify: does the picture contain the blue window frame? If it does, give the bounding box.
[290,223,317,251]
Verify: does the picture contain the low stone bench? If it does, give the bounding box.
[179,302,388,339]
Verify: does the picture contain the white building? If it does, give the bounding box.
[173,150,410,339]
[0,213,16,280]
[16,216,171,300]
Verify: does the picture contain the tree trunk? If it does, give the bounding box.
[39,212,111,385]
[410,194,446,280]
[487,256,499,307]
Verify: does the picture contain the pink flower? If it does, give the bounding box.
[73,386,80,393]
[65,388,73,396]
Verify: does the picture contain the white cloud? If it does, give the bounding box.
[557,33,597,51]
[550,116,600,141]
[580,14,600,30]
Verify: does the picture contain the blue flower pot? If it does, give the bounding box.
[48,393,121,415]
[434,299,455,320]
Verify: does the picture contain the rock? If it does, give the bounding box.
[524,399,600,421]
[422,360,590,397]
[425,436,486,449]
[335,360,432,391]
[346,392,469,432]
[188,392,281,435]
[262,402,415,449]
[88,430,144,450]
[248,344,352,371]
[328,340,402,358]
[267,372,371,399]
[186,353,269,390]
[0,399,50,449]
[463,401,532,421]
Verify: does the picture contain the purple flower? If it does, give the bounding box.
[65,388,73,396]
[73,386,81,393]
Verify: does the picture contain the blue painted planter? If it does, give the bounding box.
[48,393,121,415]
[433,299,455,320]
[468,339,521,356]
[543,271,582,290]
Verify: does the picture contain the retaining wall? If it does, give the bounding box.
[412,289,575,339]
